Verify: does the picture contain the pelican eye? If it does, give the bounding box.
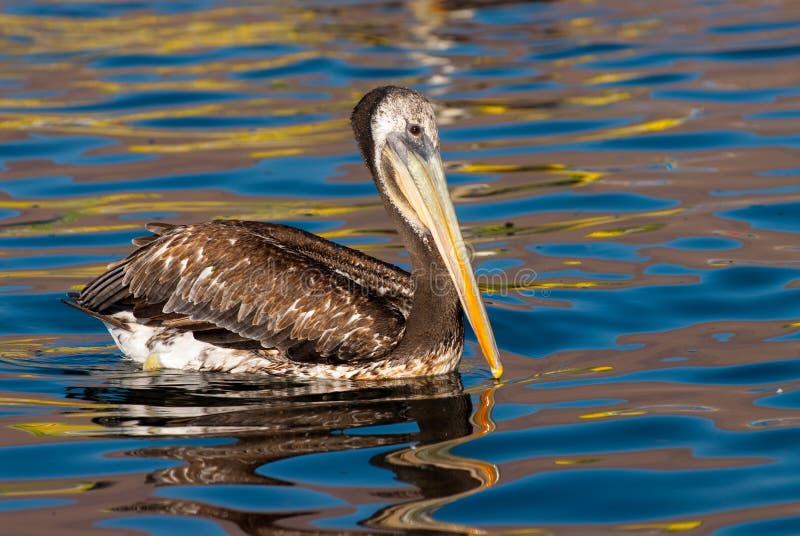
[408,124,422,137]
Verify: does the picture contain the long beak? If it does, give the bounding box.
[382,136,503,378]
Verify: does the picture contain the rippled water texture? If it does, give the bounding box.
[1,0,799,534]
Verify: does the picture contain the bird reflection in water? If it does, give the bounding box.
[67,371,499,534]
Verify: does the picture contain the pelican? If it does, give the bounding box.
[65,86,503,380]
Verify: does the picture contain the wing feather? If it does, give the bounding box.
[76,220,411,363]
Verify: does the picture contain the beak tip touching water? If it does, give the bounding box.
[492,362,504,379]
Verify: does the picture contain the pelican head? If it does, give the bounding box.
[351,86,503,379]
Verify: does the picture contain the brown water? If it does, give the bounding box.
[1,1,799,534]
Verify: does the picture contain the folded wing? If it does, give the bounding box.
[76,220,412,363]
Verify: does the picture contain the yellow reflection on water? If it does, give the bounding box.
[585,224,664,238]
[621,520,703,532]
[0,481,97,497]
[11,421,107,437]
[128,118,345,154]
[0,7,319,56]
[567,91,632,107]
[579,115,691,141]
[580,409,648,419]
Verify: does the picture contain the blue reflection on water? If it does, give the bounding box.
[459,192,678,221]
[155,484,348,511]
[662,236,741,250]
[0,498,74,512]
[718,203,800,233]
[260,444,409,487]
[713,516,800,536]
[0,438,230,481]
[439,416,800,524]
[536,359,800,389]
[0,135,149,169]
[531,242,647,262]
[500,266,800,356]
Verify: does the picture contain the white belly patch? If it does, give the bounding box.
[104,312,271,372]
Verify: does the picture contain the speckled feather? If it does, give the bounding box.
[76,220,413,365]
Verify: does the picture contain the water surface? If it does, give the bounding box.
[1,0,799,534]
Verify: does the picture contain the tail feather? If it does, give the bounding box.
[75,264,128,311]
[61,299,130,331]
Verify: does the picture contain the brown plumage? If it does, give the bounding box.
[76,220,411,363]
[65,86,503,380]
